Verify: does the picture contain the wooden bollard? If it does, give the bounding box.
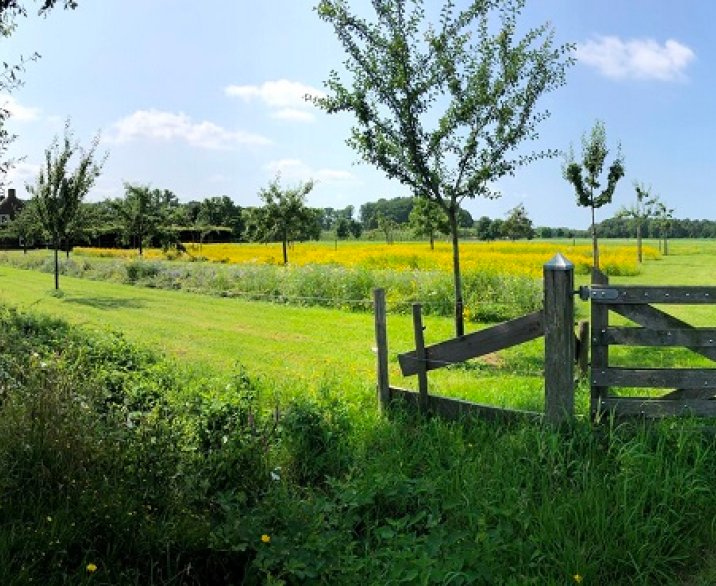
[544,253,575,424]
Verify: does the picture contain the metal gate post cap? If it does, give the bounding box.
[544,253,573,271]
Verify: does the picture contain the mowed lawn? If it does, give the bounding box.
[2,239,716,410]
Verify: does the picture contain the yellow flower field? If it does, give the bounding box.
[75,240,657,277]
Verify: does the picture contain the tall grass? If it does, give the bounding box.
[3,305,716,584]
[0,251,543,321]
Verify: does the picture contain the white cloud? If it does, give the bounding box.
[577,36,695,81]
[0,94,41,121]
[264,158,356,184]
[225,79,323,122]
[108,109,271,149]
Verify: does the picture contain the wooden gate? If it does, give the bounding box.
[588,272,716,418]
[374,254,584,425]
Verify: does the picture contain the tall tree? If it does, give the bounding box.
[618,182,659,263]
[244,176,316,265]
[315,0,573,335]
[563,120,625,273]
[26,121,105,289]
[409,196,448,249]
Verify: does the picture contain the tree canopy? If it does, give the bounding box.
[315,0,573,335]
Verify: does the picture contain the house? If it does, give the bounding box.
[0,188,24,225]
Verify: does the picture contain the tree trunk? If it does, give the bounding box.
[664,232,669,256]
[139,230,143,257]
[282,234,288,265]
[448,206,464,337]
[65,238,70,259]
[429,230,434,251]
[54,242,59,290]
[636,221,642,263]
[591,205,599,270]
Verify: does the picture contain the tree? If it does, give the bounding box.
[563,120,625,272]
[26,121,105,289]
[617,182,659,263]
[503,204,534,240]
[244,176,316,265]
[409,196,448,249]
[196,195,243,240]
[112,184,164,256]
[315,0,573,336]
[653,201,674,256]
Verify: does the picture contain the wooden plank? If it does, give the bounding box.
[590,273,610,420]
[662,388,716,400]
[576,320,589,378]
[590,285,716,304]
[593,367,716,389]
[388,387,541,423]
[610,303,716,363]
[602,327,716,347]
[397,310,544,376]
[543,254,575,424]
[373,288,390,411]
[412,303,429,414]
[599,397,716,418]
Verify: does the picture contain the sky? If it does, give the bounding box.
[1,0,714,229]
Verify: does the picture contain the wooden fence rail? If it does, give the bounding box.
[589,273,716,419]
[374,253,579,425]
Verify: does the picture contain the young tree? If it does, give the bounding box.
[409,196,448,250]
[315,0,573,335]
[26,121,105,289]
[244,176,316,265]
[653,201,674,256]
[617,182,659,263]
[112,184,162,256]
[503,204,535,240]
[563,120,625,272]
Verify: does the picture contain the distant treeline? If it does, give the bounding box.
[1,190,714,250]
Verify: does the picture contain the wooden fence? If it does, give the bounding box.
[588,271,716,418]
[374,253,585,425]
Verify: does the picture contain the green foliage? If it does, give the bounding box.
[409,197,449,249]
[281,396,353,486]
[244,175,319,264]
[25,119,106,288]
[315,0,573,336]
[563,120,625,269]
[502,203,535,240]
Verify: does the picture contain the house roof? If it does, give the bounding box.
[0,190,25,217]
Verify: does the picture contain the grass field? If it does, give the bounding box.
[4,238,716,583]
[0,238,711,410]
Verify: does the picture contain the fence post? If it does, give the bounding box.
[373,288,390,411]
[412,303,430,414]
[544,253,575,424]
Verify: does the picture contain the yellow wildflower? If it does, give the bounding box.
[573,574,583,583]
[86,563,98,573]
[261,534,271,543]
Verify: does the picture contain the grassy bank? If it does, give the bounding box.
[3,306,716,584]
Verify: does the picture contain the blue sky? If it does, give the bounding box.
[2,0,713,229]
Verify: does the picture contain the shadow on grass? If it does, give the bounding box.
[63,296,146,310]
